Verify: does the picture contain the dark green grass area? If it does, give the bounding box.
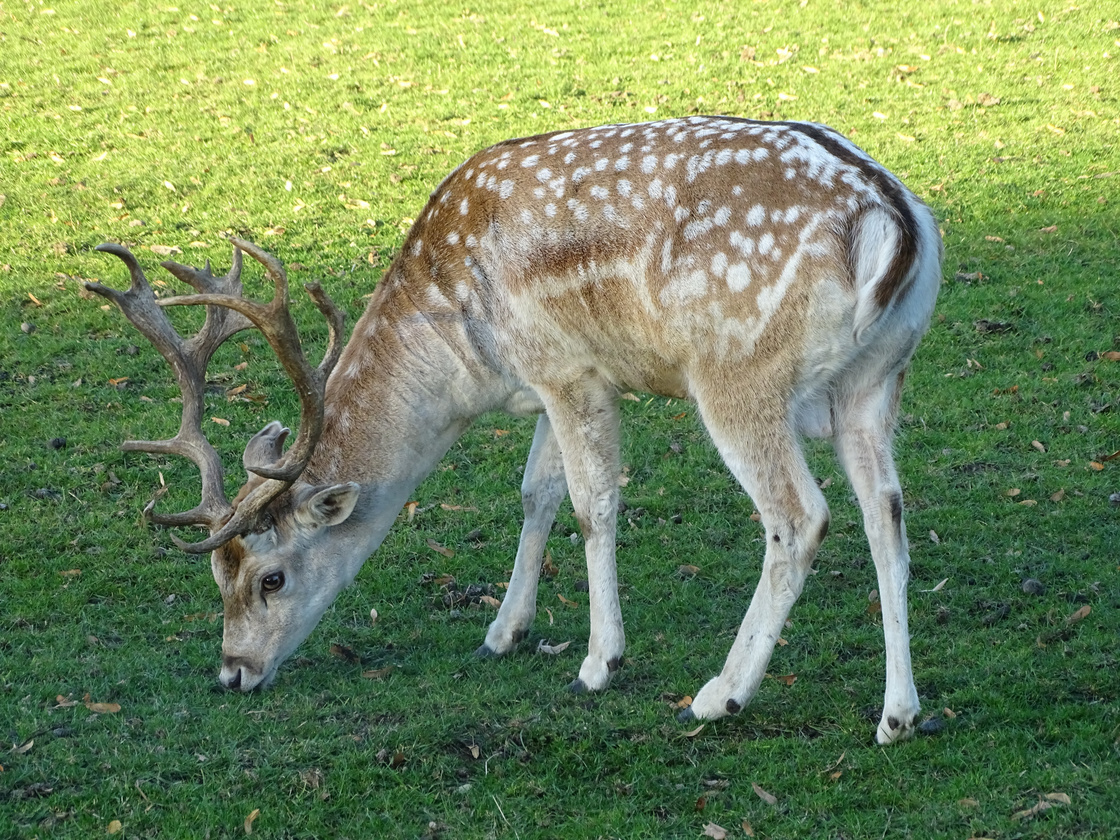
[3,1,1119,837]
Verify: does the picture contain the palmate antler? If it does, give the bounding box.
[87,238,346,553]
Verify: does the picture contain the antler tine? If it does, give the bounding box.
[157,238,346,484]
[89,244,245,536]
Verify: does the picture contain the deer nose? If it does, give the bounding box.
[224,668,242,690]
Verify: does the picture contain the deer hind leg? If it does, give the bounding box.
[833,372,920,745]
[683,404,830,722]
[533,377,625,693]
[478,413,568,658]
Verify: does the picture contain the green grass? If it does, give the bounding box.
[2,0,1119,837]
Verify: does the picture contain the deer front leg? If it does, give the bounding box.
[478,414,567,657]
[536,379,625,693]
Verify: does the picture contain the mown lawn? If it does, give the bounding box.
[2,1,1118,837]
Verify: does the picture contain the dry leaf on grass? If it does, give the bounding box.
[426,539,454,558]
[536,639,571,655]
[1011,792,1070,821]
[702,822,728,839]
[921,578,949,593]
[107,820,123,834]
[83,693,121,714]
[1066,604,1091,625]
[752,782,778,805]
[361,667,393,680]
[244,808,260,834]
[557,593,579,608]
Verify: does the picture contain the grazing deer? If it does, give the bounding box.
[90,115,940,744]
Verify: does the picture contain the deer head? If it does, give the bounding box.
[88,240,360,690]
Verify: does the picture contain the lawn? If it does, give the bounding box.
[2,1,1118,837]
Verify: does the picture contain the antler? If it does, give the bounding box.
[88,239,346,553]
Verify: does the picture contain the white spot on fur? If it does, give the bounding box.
[641,154,657,174]
[746,205,766,226]
[614,157,629,171]
[459,198,470,215]
[544,203,557,217]
[711,252,728,277]
[590,185,609,200]
[522,154,540,167]
[446,231,460,245]
[616,179,632,197]
[727,262,752,292]
[410,239,423,257]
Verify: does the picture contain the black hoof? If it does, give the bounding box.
[567,678,588,694]
[474,644,498,659]
[677,706,696,723]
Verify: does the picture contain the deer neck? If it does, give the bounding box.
[297,265,511,548]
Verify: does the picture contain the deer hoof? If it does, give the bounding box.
[567,678,589,694]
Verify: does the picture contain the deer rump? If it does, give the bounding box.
[92,115,941,746]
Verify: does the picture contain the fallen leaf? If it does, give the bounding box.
[678,564,700,578]
[557,593,579,608]
[1045,792,1071,805]
[702,822,728,839]
[107,820,123,834]
[1038,224,1058,233]
[426,539,454,558]
[536,639,571,655]
[1050,489,1065,502]
[478,595,501,609]
[59,568,82,577]
[1089,461,1105,471]
[742,821,755,836]
[84,700,121,714]
[54,695,79,709]
[361,667,393,679]
[439,503,478,512]
[108,376,129,386]
[1031,440,1046,453]
[959,798,980,807]
[244,808,260,834]
[752,782,778,805]
[14,739,34,754]
[1011,800,1053,821]
[929,529,941,544]
[774,673,797,686]
[675,695,693,709]
[682,723,705,738]
[330,643,360,663]
[211,416,230,427]
[1066,604,1091,625]
[922,578,949,593]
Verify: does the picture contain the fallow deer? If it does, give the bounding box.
[90,115,941,744]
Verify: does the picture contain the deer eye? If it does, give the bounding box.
[261,572,285,593]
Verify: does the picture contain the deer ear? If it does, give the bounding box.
[295,482,361,528]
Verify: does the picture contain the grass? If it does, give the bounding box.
[2,0,1119,837]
